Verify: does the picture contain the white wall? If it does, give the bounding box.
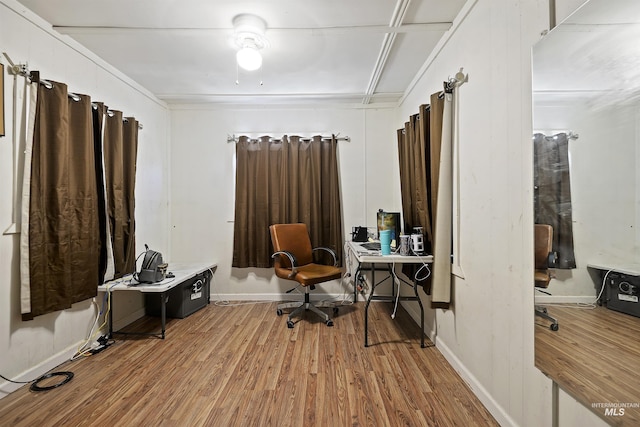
[534,97,640,297]
[169,105,402,300]
[0,0,170,396]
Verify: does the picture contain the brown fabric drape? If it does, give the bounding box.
[122,117,139,274]
[398,105,432,251]
[397,93,446,296]
[20,74,139,319]
[67,93,101,302]
[103,110,125,278]
[103,110,138,279]
[92,103,108,283]
[429,92,445,228]
[22,82,99,319]
[534,132,576,268]
[232,135,343,269]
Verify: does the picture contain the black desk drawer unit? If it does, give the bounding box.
[605,272,640,318]
[146,270,211,319]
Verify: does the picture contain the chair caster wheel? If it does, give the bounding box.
[550,323,559,331]
[333,307,339,314]
[276,309,283,316]
[287,320,294,328]
[326,320,334,327]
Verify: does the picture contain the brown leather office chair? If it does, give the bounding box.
[534,224,559,331]
[270,223,342,328]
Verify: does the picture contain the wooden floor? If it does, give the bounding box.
[535,305,640,426]
[0,301,498,426]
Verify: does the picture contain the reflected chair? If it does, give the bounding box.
[270,223,342,328]
[534,224,559,331]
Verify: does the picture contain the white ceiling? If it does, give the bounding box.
[532,0,640,104]
[16,0,467,105]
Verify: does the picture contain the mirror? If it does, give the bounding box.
[532,0,640,422]
[533,0,640,295]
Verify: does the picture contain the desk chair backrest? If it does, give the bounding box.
[534,224,553,288]
[270,223,314,275]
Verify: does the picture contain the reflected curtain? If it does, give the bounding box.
[533,132,576,268]
[20,80,100,319]
[232,135,343,269]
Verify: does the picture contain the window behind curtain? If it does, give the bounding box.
[232,135,343,269]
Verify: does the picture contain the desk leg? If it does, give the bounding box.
[388,264,396,299]
[364,265,378,347]
[108,291,113,339]
[364,290,372,348]
[413,281,425,348]
[160,292,166,339]
[354,264,362,302]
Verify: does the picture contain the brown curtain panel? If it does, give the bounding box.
[92,102,108,283]
[21,81,100,319]
[102,111,139,279]
[67,93,101,302]
[429,92,445,228]
[396,92,446,298]
[233,135,343,269]
[122,117,139,274]
[397,105,432,251]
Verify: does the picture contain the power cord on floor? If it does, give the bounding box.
[538,269,611,310]
[0,367,74,392]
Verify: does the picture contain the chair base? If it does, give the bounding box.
[535,305,559,331]
[277,287,337,328]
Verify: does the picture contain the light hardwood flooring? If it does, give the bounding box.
[535,305,640,426]
[0,301,498,426]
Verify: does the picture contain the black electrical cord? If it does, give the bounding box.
[29,372,74,392]
[1,368,74,392]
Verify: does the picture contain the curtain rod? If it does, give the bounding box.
[2,52,143,130]
[439,67,469,97]
[533,130,579,140]
[227,134,350,143]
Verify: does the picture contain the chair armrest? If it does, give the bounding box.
[313,247,338,267]
[272,251,298,278]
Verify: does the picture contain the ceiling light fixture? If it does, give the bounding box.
[232,14,268,72]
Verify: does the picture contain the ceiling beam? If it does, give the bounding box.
[362,0,413,104]
[53,22,451,36]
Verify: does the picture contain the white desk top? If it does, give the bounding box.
[347,241,433,264]
[98,262,217,293]
[587,262,640,276]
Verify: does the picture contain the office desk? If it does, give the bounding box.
[346,241,433,348]
[98,262,216,339]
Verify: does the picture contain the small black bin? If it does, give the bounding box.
[146,270,211,319]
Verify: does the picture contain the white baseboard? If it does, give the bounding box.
[400,301,516,426]
[209,292,363,303]
[436,338,518,427]
[0,343,79,399]
[534,295,599,305]
[401,301,437,342]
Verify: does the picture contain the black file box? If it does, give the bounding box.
[145,270,211,319]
